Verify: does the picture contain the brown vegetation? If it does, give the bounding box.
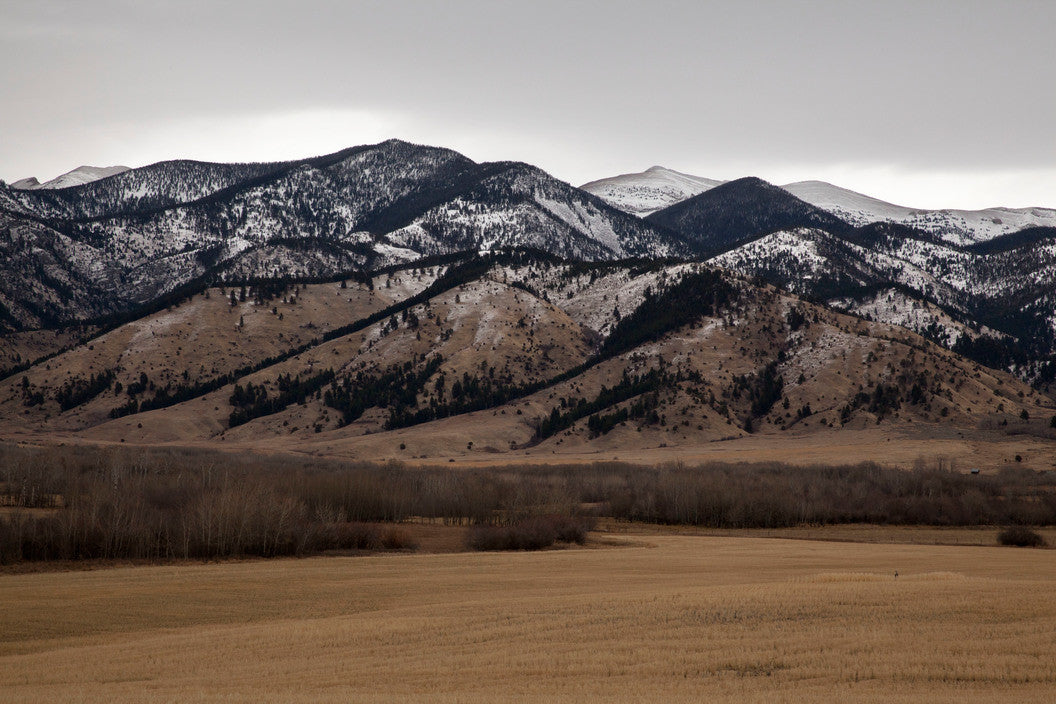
[466,514,594,551]
[2,263,1053,472]
[2,535,1055,702]
[998,525,1047,547]
[0,444,444,564]
[2,443,1055,565]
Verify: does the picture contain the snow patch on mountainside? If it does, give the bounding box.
[708,229,836,292]
[535,195,623,256]
[502,261,705,337]
[830,289,972,345]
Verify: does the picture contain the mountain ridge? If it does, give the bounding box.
[2,252,1052,466]
[2,142,1053,394]
[0,140,687,331]
[646,176,855,255]
[583,167,1056,245]
[11,165,131,191]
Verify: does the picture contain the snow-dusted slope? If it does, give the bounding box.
[580,166,723,216]
[12,165,131,190]
[0,212,117,328]
[783,180,1056,246]
[386,163,687,262]
[583,165,1056,245]
[828,288,993,347]
[0,141,687,330]
[708,228,841,293]
[6,248,1048,452]
[706,222,1056,385]
[6,159,298,220]
[780,181,913,226]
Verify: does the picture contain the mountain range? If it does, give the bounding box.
[0,140,684,331]
[582,169,1056,389]
[1,139,1054,400]
[582,165,1056,244]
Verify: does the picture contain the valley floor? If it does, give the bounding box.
[6,424,1054,473]
[2,533,1054,703]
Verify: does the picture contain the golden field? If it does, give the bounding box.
[2,534,1055,703]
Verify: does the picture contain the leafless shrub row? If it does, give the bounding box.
[1,443,1054,563]
[467,515,595,551]
[997,526,1047,547]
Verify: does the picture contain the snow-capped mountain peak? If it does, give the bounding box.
[11,165,131,190]
[580,166,724,216]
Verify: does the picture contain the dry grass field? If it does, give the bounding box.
[2,534,1055,703]
[597,520,1056,548]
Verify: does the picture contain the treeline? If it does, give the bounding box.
[467,515,593,551]
[2,443,1055,564]
[838,370,938,424]
[598,268,737,359]
[595,462,1056,527]
[384,365,530,429]
[530,353,786,442]
[534,368,672,440]
[54,369,115,411]
[730,360,784,428]
[0,444,577,563]
[953,332,1031,372]
[840,383,903,423]
[585,393,661,437]
[229,370,337,427]
[325,356,444,426]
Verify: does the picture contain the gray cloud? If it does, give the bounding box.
[2,0,1053,208]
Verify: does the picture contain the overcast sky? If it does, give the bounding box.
[2,0,1053,209]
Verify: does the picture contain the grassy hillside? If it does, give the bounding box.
[0,254,1053,466]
